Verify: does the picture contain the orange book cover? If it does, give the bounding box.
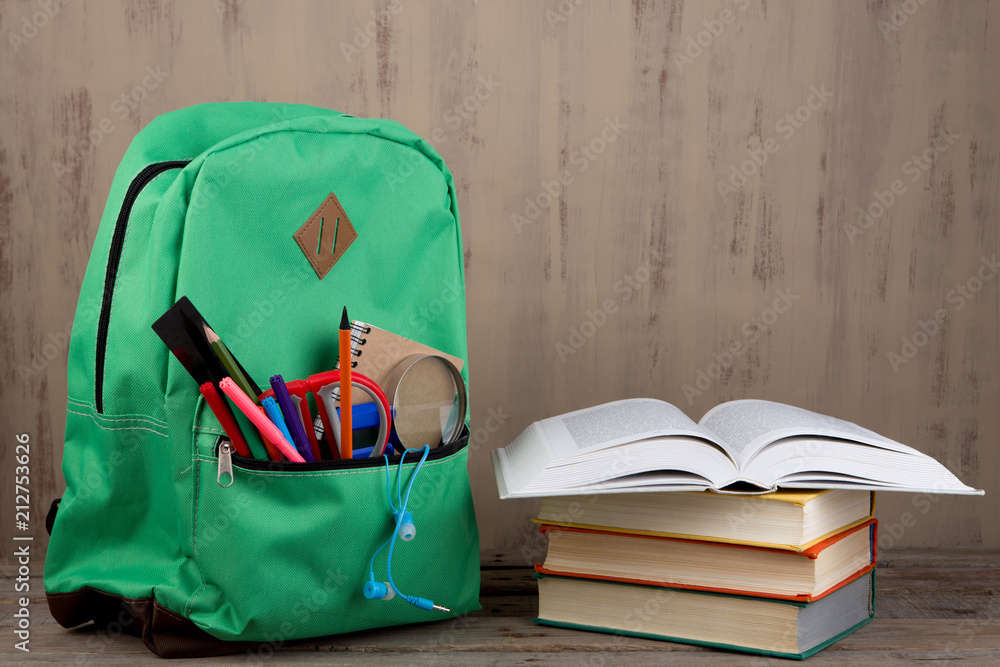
[534,518,877,603]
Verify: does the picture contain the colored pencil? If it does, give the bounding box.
[203,323,260,402]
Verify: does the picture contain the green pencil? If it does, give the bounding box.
[203,323,260,403]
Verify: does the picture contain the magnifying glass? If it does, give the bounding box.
[384,355,467,450]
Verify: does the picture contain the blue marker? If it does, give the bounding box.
[261,397,297,456]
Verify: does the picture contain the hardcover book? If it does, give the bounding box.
[535,488,874,551]
[535,519,877,601]
[493,398,981,498]
[534,570,876,660]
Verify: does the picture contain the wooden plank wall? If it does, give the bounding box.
[1,0,997,568]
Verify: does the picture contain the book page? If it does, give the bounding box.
[743,436,982,494]
[699,399,920,468]
[491,398,737,498]
[542,398,723,458]
[493,422,554,496]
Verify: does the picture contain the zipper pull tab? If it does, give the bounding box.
[217,442,234,488]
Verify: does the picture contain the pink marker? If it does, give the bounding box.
[219,377,306,463]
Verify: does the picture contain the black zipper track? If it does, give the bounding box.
[216,428,470,472]
[95,160,191,413]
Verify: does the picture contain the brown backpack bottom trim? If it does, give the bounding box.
[46,587,265,658]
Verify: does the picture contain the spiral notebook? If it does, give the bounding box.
[331,320,464,402]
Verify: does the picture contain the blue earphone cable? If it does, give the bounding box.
[368,447,424,578]
[366,445,447,612]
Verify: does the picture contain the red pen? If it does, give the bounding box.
[200,382,252,457]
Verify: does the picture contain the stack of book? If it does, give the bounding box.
[492,397,980,658]
[531,489,877,659]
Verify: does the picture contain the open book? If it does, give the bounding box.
[491,399,982,498]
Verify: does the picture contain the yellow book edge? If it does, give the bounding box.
[532,491,876,553]
[707,487,865,506]
[716,487,832,505]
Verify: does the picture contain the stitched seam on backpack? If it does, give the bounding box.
[187,452,208,616]
[67,408,169,437]
[187,401,209,616]
[78,411,168,428]
[207,127,442,180]
[67,397,169,425]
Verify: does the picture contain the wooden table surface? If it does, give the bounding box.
[2,548,998,665]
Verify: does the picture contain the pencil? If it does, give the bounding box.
[203,323,260,403]
[202,328,278,460]
[339,307,352,459]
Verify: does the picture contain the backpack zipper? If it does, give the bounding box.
[215,430,469,487]
[94,160,191,413]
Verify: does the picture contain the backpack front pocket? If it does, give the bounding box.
[181,417,480,644]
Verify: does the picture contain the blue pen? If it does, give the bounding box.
[270,374,315,462]
[261,397,299,458]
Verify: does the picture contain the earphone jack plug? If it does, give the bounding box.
[406,595,450,612]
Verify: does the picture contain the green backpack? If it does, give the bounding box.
[43,102,480,657]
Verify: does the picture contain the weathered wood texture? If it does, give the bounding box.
[1,548,999,664]
[1,0,998,569]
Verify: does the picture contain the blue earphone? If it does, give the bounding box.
[362,445,449,612]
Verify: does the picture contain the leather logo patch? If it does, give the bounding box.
[293,193,358,279]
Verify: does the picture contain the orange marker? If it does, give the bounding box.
[339,307,353,459]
